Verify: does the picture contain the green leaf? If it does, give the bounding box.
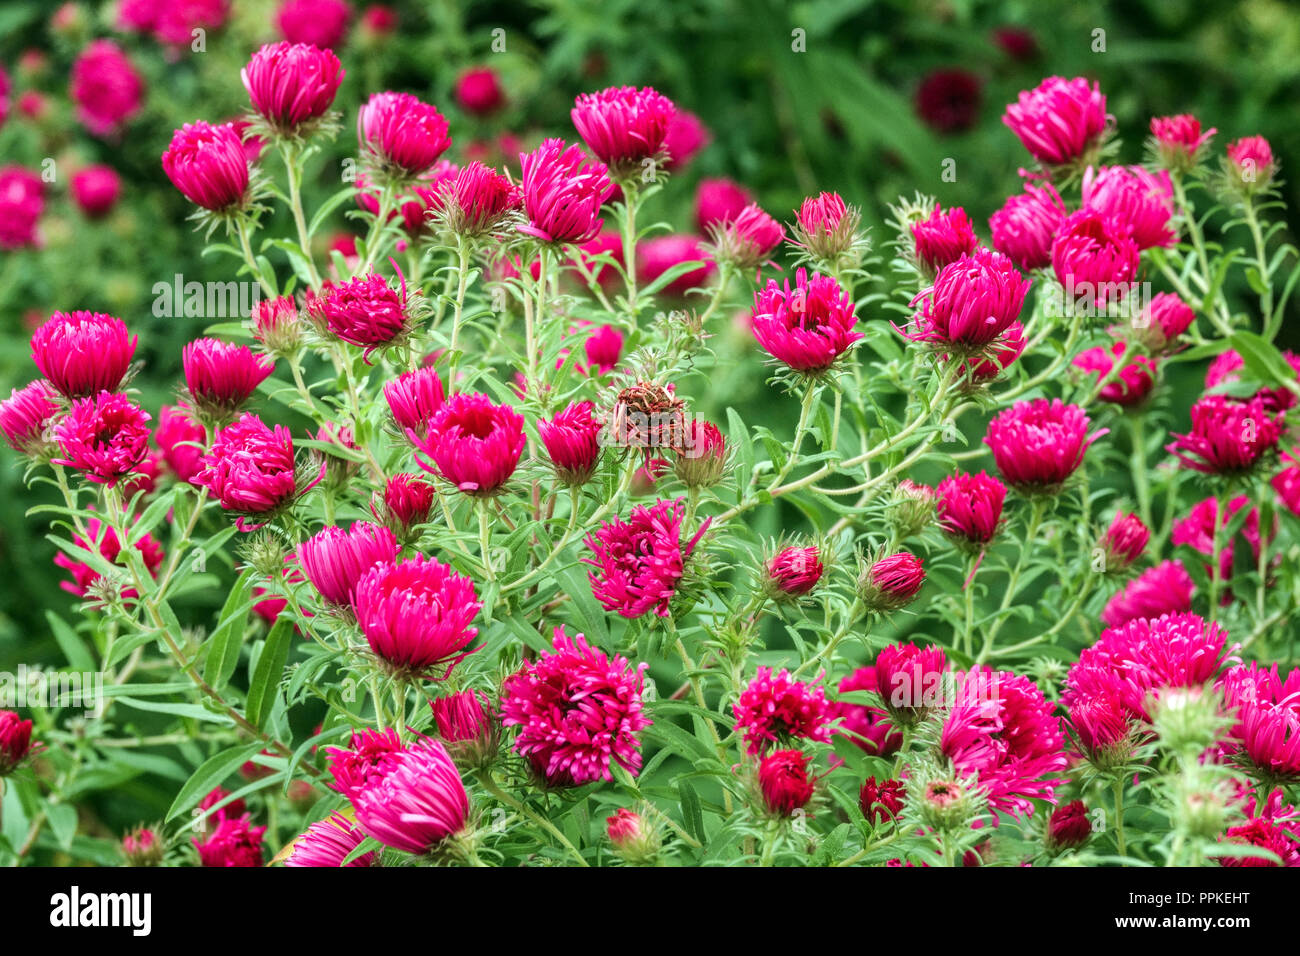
[203,569,256,690]
[165,742,263,822]
[246,617,294,731]
[677,780,705,841]
[47,803,78,851]
[1229,331,1300,395]
[46,611,94,673]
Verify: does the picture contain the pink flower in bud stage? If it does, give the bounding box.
[733,667,832,756]
[571,85,676,173]
[539,400,603,485]
[985,398,1101,492]
[708,201,785,269]
[695,177,752,233]
[357,91,450,178]
[1072,342,1157,406]
[1068,690,1135,765]
[860,777,906,824]
[1131,292,1195,351]
[910,204,980,276]
[1002,75,1108,166]
[1099,511,1149,571]
[162,121,250,212]
[383,366,445,434]
[70,165,122,219]
[1225,136,1277,195]
[306,273,412,356]
[54,516,164,598]
[518,138,612,244]
[194,413,302,523]
[1081,164,1175,251]
[54,392,152,486]
[861,552,925,612]
[874,642,948,724]
[832,667,901,758]
[1101,559,1195,628]
[501,626,651,785]
[353,556,481,676]
[936,471,1006,545]
[31,310,136,398]
[277,0,352,49]
[0,166,44,250]
[298,521,398,606]
[791,191,861,262]
[751,268,861,372]
[607,807,657,855]
[1,379,59,455]
[1150,114,1216,171]
[436,161,520,237]
[767,545,824,597]
[193,814,265,867]
[182,338,275,414]
[759,749,816,816]
[662,108,710,170]
[1051,209,1140,310]
[583,497,709,619]
[1218,662,1300,784]
[409,392,525,495]
[154,404,206,484]
[371,472,436,533]
[430,690,495,748]
[455,66,504,115]
[0,710,35,776]
[989,179,1067,271]
[250,295,302,354]
[70,40,144,138]
[352,737,470,854]
[121,826,163,866]
[903,249,1029,349]
[1047,800,1092,849]
[286,812,378,867]
[242,42,344,134]
[1167,395,1283,475]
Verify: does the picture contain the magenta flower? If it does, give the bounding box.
[733,667,832,756]
[1051,208,1140,310]
[1150,114,1216,171]
[910,204,980,277]
[70,40,143,138]
[708,201,785,269]
[695,177,752,233]
[1002,75,1109,166]
[607,808,656,856]
[437,161,520,237]
[915,68,982,134]
[54,516,164,599]
[1225,136,1277,195]
[518,138,612,245]
[941,668,1067,818]
[1,379,59,456]
[358,91,451,179]
[305,273,411,355]
[242,41,344,135]
[904,249,1029,349]
[162,121,250,212]
[430,689,497,761]
[154,404,206,484]
[182,338,274,416]
[861,552,925,612]
[352,738,470,854]
[31,310,136,398]
[1133,292,1196,352]
[964,320,1026,381]
[326,727,403,798]
[194,412,301,522]
[370,472,436,534]
[383,366,445,434]
[985,398,1100,492]
[250,295,302,354]
[1218,797,1300,868]
[193,814,266,867]
[1072,342,1157,406]
[539,400,603,485]
[1167,394,1283,475]
[0,711,33,776]
[860,777,906,824]
[298,521,398,606]
[1101,559,1195,628]
[410,391,526,495]
[286,813,377,867]
[581,322,624,375]
[1204,348,1300,412]
[1068,691,1134,766]
[1099,511,1149,571]
[751,268,861,372]
[1082,164,1175,251]
[53,392,151,486]
[767,545,824,597]
[583,497,710,619]
[988,180,1067,271]
[662,108,710,170]
[1219,663,1300,784]
[936,471,1006,545]
[455,66,504,115]
[832,667,902,757]
[276,0,351,48]
[1172,494,1266,585]
[501,626,651,785]
[1047,800,1092,850]
[791,191,860,261]
[352,555,481,676]
[875,642,948,724]
[0,166,44,250]
[637,234,715,297]
[70,165,122,219]
[759,750,816,816]
[572,85,676,175]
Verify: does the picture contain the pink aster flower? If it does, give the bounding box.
[964,320,1026,381]
[436,161,520,237]
[182,338,274,417]
[832,667,902,757]
[1171,494,1265,584]
[985,398,1101,492]
[70,40,143,138]
[1101,559,1195,628]
[383,366,444,435]
[1098,511,1149,571]
[662,108,710,170]
[251,295,303,355]
[988,180,1068,272]
[518,138,612,245]
[1081,164,1175,251]
[286,812,378,867]
[305,273,412,356]
[242,42,344,135]
[1275,448,1300,518]
[352,555,480,676]
[154,404,206,484]
[1218,662,1300,784]
[936,471,1006,545]
[277,0,351,49]
[766,545,824,598]
[1150,114,1216,172]
[193,814,265,867]
[54,392,151,486]
[501,626,651,785]
[1,379,59,456]
[1204,349,1300,413]
[539,400,603,485]
[1225,136,1277,196]
[409,391,525,495]
[733,667,832,756]
[903,249,1029,349]
[161,121,250,212]
[326,727,402,798]
[0,711,33,776]
[1130,291,1195,352]
[571,85,676,175]
[31,310,136,399]
[370,472,436,536]
[298,521,398,606]
[875,641,949,724]
[751,268,861,372]
[1002,75,1109,166]
[860,552,925,612]
[581,322,624,374]
[1167,394,1283,475]
[0,166,44,250]
[941,667,1068,818]
[695,177,752,233]
[1068,689,1136,767]
[1072,342,1157,406]
[1219,812,1300,867]
[455,66,504,115]
[352,738,470,854]
[759,749,816,816]
[194,412,301,523]
[583,497,710,619]
[637,234,715,297]
[54,516,164,599]
[357,91,450,179]
[791,191,862,262]
[429,689,498,768]
[708,201,785,269]
[1051,208,1140,311]
[860,777,906,824]
[70,165,122,219]
[910,204,980,277]
[915,68,982,134]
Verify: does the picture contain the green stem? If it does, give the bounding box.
[1112,777,1127,862]
[280,142,322,289]
[477,771,588,866]
[447,236,472,395]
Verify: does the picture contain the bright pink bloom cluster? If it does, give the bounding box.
[437,161,520,237]
[1225,136,1277,194]
[1150,114,1216,170]
[1002,75,1108,166]
[1081,164,1175,250]
[1172,494,1264,583]
[905,249,1029,348]
[910,204,979,276]
[792,191,857,261]
[154,404,206,483]
[1101,559,1195,628]
[1134,292,1196,351]
[875,641,948,723]
[351,738,470,854]
[194,413,300,520]
[571,85,676,172]
[583,497,709,619]
[371,472,436,534]
[410,392,526,495]
[162,121,250,212]
[638,235,715,297]
[352,555,481,675]
[31,310,136,398]
[242,41,344,134]
[662,109,709,170]
[861,552,925,611]
[0,711,33,776]
[518,138,612,244]
[751,269,861,372]
[936,471,1006,545]
[1218,663,1300,783]
[1099,511,1150,571]
[989,180,1067,271]
[1168,395,1283,475]
[298,521,398,605]
[501,626,651,785]
[119,0,230,46]
[53,393,152,485]
[985,399,1100,491]
[733,667,832,756]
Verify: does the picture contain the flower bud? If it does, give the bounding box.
[758,749,815,817]
[1224,136,1276,198]
[765,545,824,600]
[0,710,34,776]
[606,808,661,864]
[371,472,437,538]
[1152,686,1226,757]
[885,480,936,540]
[916,777,976,832]
[858,552,925,613]
[1096,511,1149,573]
[671,419,726,489]
[1045,800,1091,851]
[251,295,303,357]
[121,826,165,866]
[430,690,499,771]
[859,777,905,824]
